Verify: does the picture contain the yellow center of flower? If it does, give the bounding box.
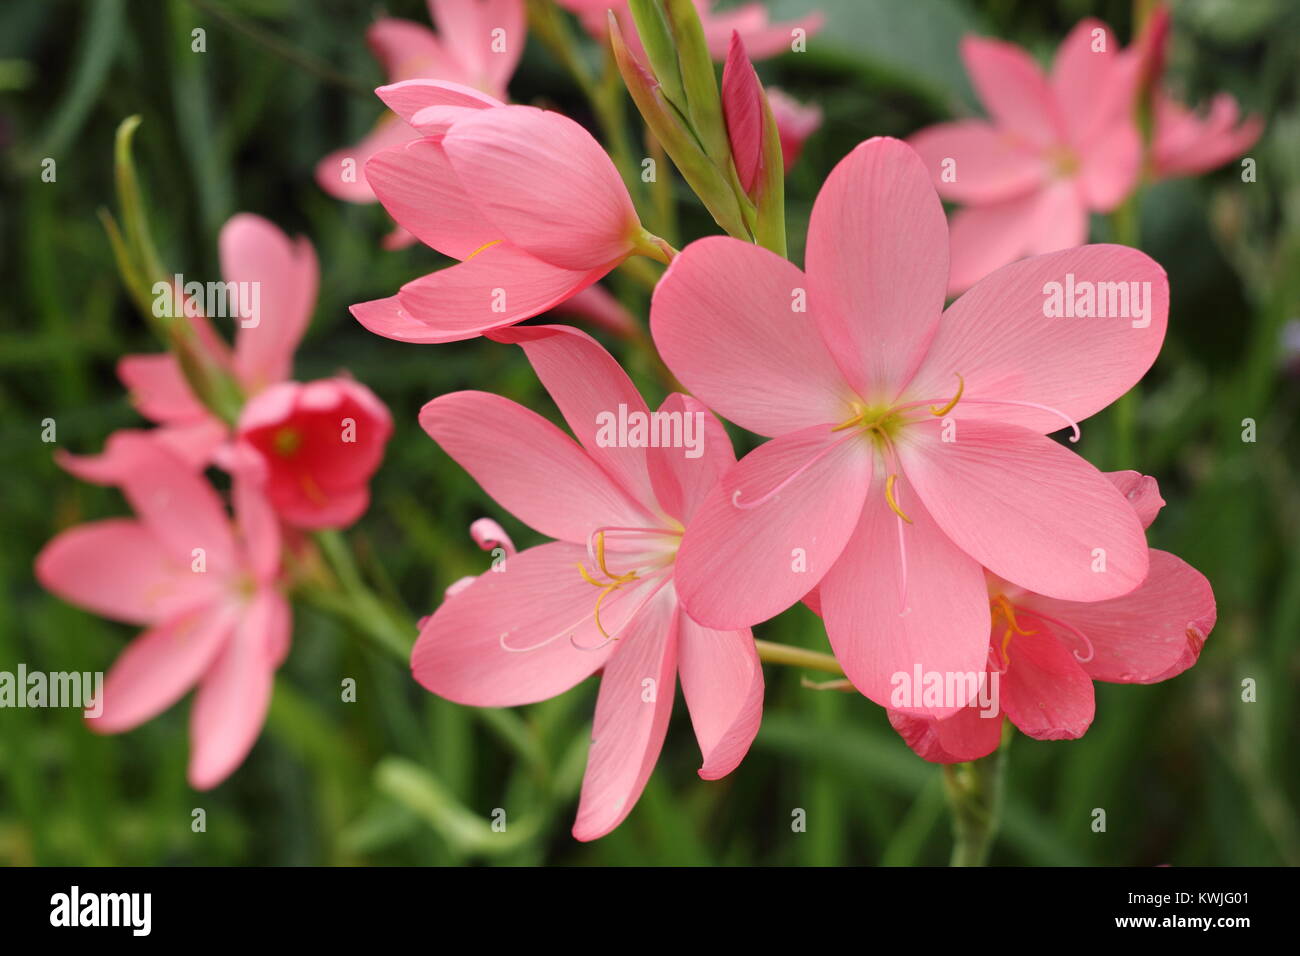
[272,427,302,457]
[989,593,1037,671]
[1045,144,1081,179]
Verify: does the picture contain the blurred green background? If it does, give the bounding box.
[1,0,1296,865]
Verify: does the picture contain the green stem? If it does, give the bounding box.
[754,639,843,675]
[941,728,1010,866]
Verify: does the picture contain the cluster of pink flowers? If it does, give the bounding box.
[38,215,391,788]
[38,1,1244,839]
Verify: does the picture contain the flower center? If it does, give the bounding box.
[272,427,302,457]
[1044,144,1081,179]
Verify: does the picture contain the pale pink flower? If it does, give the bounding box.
[351,81,663,343]
[651,137,1167,718]
[235,378,393,530]
[767,87,822,172]
[884,472,1216,760]
[36,436,288,789]
[413,325,762,840]
[315,0,525,247]
[59,214,318,478]
[557,0,822,62]
[909,20,1142,293]
[1127,4,1262,181]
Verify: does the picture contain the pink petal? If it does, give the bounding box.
[374,78,504,126]
[548,283,637,338]
[1021,180,1090,256]
[1019,549,1215,685]
[900,419,1149,601]
[412,541,631,706]
[650,236,854,438]
[36,519,216,626]
[1107,470,1165,529]
[818,473,991,717]
[944,190,1043,295]
[907,120,1045,204]
[1000,630,1094,740]
[366,139,494,259]
[419,391,655,543]
[1051,19,1130,144]
[441,105,639,270]
[112,435,238,573]
[677,612,761,779]
[645,394,735,526]
[350,295,457,344]
[315,114,421,203]
[117,354,207,424]
[889,707,1002,763]
[909,244,1168,434]
[805,137,949,397]
[1077,119,1140,212]
[488,324,658,513]
[397,242,605,342]
[721,32,765,194]
[233,464,282,584]
[88,603,237,734]
[221,214,318,391]
[428,0,524,94]
[56,424,227,485]
[573,586,678,841]
[367,18,454,83]
[187,589,284,789]
[961,35,1066,149]
[674,425,873,629]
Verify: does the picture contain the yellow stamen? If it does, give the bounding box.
[992,594,1035,636]
[930,373,965,416]
[300,472,329,506]
[465,239,503,261]
[575,531,640,640]
[884,473,912,524]
[999,627,1014,669]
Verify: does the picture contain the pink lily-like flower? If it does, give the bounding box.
[767,87,822,172]
[558,0,822,62]
[60,213,318,477]
[886,472,1216,761]
[413,325,763,840]
[351,81,668,343]
[36,436,288,789]
[235,377,393,530]
[315,0,525,248]
[909,20,1141,293]
[651,136,1167,718]
[1125,4,1262,182]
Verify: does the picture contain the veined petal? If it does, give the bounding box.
[677,613,762,779]
[651,236,855,438]
[573,586,678,841]
[419,391,655,543]
[910,244,1168,433]
[819,472,991,717]
[908,120,1045,204]
[674,425,873,629]
[900,419,1148,601]
[805,138,949,398]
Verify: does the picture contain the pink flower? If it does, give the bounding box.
[351,82,665,343]
[236,378,393,530]
[315,0,525,247]
[885,472,1216,761]
[444,518,517,599]
[767,87,822,172]
[1127,4,1262,181]
[909,20,1141,293]
[35,436,288,789]
[557,0,822,62]
[59,214,318,478]
[1149,91,1262,181]
[651,137,1167,718]
[412,325,763,840]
